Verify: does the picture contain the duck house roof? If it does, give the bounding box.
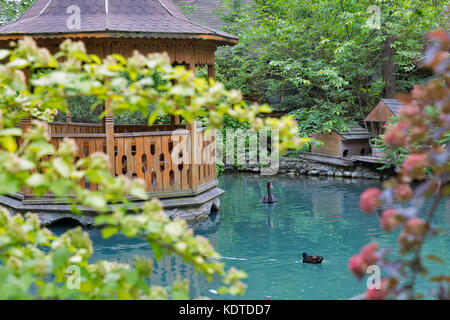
[336,125,373,140]
[365,98,403,122]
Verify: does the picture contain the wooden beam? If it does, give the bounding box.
[207,64,216,80]
[170,115,181,125]
[186,62,199,192]
[105,99,115,175]
[187,120,199,192]
[207,64,217,179]
[65,111,72,133]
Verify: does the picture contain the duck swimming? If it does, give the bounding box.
[302,252,324,264]
[262,181,277,204]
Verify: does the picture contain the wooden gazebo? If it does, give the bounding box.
[0,0,237,220]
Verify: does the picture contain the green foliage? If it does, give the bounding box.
[0,0,36,25]
[215,0,445,129]
[290,100,357,136]
[0,37,309,299]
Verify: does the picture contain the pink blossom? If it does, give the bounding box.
[411,124,426,139]
[402,154,429,177]
[366,288,387,300]
[380,209,401,232]
[399,101,422,118]
[394,184,414,201]
[348,254,367,278]
[405,218,427,236]
[365,279,390,300]
[360,243,380,265]
[360,188,382,214]
[411,86,426,101]
[384,122,410,147]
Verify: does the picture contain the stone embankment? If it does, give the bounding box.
[224,157,395,180]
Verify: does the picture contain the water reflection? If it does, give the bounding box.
[266,205,274,230]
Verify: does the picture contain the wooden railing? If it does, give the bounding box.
[22,121,217,198]
[196,128,217,187]
[114,130,191,193]
[48,122,104,135]
[114,124,185,134]
[49,134,106,191]
[48,122,185,135]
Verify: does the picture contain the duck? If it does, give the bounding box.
[262,181,278,204]
[302,252,324,264]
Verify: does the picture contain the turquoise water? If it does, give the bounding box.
[52,174,450,299]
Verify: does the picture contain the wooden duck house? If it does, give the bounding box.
[365,98,402,158]
[365,98,402,135]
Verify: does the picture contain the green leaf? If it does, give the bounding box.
[89,54,102,65]
[9,58,29,69]
[52,158,70,178]
[130,185,149,200]
[84,194,107,210]
[0,128,22,136]
[171,280,189,300]
[110,54,127,65]
[71,204,83,215]
[125,269,139,285]
[0,172,20,195]
[73,51,92,63]
[26,173,46,187]
[0,136,17,152]
[150,242,164,261]
[52,248,70,270]
[101,226,119,239]
[0,49,10,61]
[148,112,159,125]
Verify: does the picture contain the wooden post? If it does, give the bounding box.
[19,116,32,141]
[207,64,216,81]
[65,111,72,134]
[170,115,181,126]
[105,99,115,175]
[207,64,217,179]
[187,62,199,192]
[187,119,198,192]
[20,67,33,196]
[20,68,32,139]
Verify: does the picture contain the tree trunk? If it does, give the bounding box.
[382,36,396,98]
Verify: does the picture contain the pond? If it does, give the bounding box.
[51,174,450,300]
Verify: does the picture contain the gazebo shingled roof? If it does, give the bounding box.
[0,0,238,69]
[1,0,232,200]
[0,0,237,44]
